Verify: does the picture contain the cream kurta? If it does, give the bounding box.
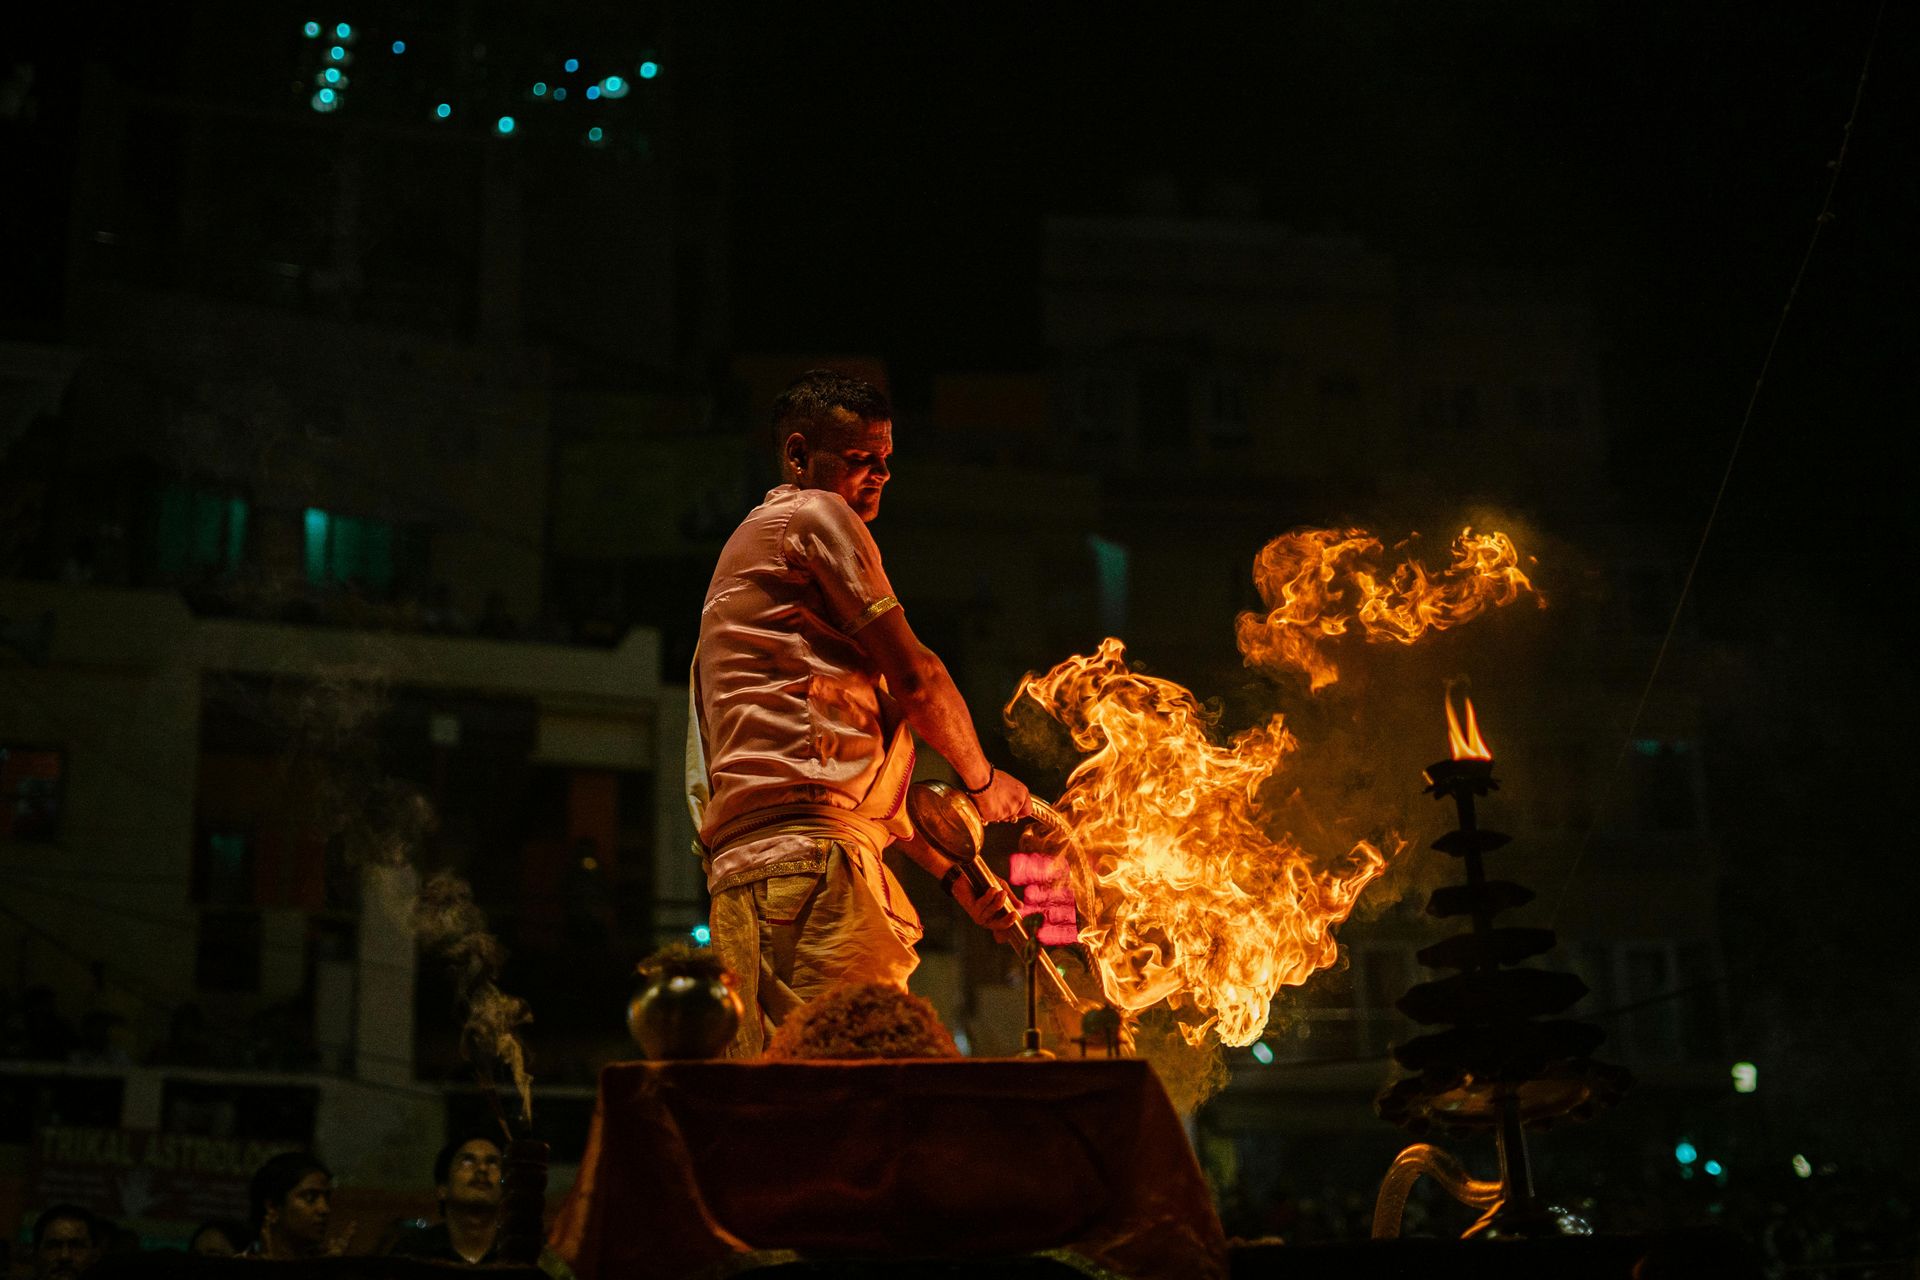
[692,485,908,892]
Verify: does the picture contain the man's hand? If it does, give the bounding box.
[972,769,1031,824]
[951,868,1024,945]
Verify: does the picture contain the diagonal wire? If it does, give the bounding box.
[1547,0,1887,926]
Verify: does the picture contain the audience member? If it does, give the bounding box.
[31,1206,98,1280]
[387,1135,503,1265]
[247,1152,339,1260]
[185,1221,250,1258]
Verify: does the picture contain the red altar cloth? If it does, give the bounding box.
[549,1058,1227,1279]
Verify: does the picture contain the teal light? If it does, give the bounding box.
[564,57,580,72]
[303,509,330,582]
[690,923,712,946]
[1249,1041,1275,1065]
[1634,738,1662,756]
[604,75,624,92]
[434,102,451,119]
[328,45,346,61]
[1674,1141,1698,1166]
[586,126,603,142]
[316,88,336,104]
[533,81,548,96]
[224,498,248,568]
[303,20,321,38]
[638,59,659,79]
[552,87,567,101]
[585,85,600,100]
[495,115,515,135]
[390,39,405,54]
[1704,1160,1724,1177]
[323,67,342,83]
[335,22,352,39]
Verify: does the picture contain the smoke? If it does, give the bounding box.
[1131,1009,1231,1114]
[412,871,535,1122]
[214,664,538,1123]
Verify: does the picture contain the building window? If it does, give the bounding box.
[1421,386,1479,432]
[193,827,256,906]
[1630,738,1700,832]
[1514,383,1547,425]
[154,484,248,580]
[1550,387,1582,430]
[1137,367,1189,450]
[1203,373,1250,446]
[195,909,263,993]
[0,745,63,842]
[1073,373,1120,443]
[301,509,427,595]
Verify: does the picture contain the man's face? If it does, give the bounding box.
[269,1171,332,1251]
[34,1218,96,1280]
[789,415,893,522]
[441,1139,504,1211]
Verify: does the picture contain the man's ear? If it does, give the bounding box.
[782,431,808,477]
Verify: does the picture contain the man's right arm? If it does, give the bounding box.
[860,607,1030,823]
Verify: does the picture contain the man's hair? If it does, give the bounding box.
[248,1151,330,1229]
[31,1205,95,1250]
[769,369,891,454]
[432,1133,503,1189]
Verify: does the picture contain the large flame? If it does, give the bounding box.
[1235,527,1539,691]
[1011,525,1538,1048]
[1012,639,1394,1047]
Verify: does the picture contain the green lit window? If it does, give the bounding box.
[154,485,248,578]
[303,507,397,591]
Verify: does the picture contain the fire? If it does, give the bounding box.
[1011,639,1394,1047]
[1235,527,1539,691]
[1009,525,1539,1048]
[1446,696,1492,760]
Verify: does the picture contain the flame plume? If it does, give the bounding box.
[1235,527,1539,690]
[1011,525,1539,1049]
[1011,639,1394,1047]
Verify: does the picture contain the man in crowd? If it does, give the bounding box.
[248,1151,338,1259]
[387,1134,503,1264]
[30,1206,97,1280]
[690,370,1026,1056]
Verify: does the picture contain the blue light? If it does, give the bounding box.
[1674,1141,1698,1166]
[564,57,579,73]
[390,39,405,55]
[585,85,600,100]
[335,22,352,39]
[434,102,451,119]
[638,60,659,79]
[1704,1160,1724,1177]
[303,21,321,38]
[587,126,604,142]
[1249,1041,1275,1065]
[328,45,346,61]
[552,87,567,101]
[690,923,712,946]
[323,67,342,83]
[495,115,515,135]
[533,81,548,96]
[604,75,624,92]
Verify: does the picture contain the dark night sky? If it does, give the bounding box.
[725,2,1916,586]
